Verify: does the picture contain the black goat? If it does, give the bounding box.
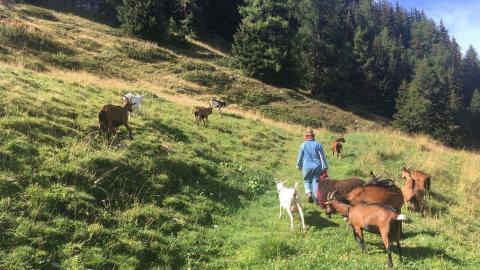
[211,97,227,113]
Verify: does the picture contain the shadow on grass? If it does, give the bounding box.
[28,3,118,27]
[142,119,190,143]
[429,191,451,204]
[367,241,461,265]
[341,153,357,159]
[0,151,24,173]
[162,41,220,61]
[223,112,244,120]
[305,210,339,230]
[402,229,438,239]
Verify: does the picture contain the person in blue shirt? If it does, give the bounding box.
[296,128,329,204]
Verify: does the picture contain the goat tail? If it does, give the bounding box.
[396,214,408,221]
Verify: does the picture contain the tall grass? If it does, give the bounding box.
[0,4,479,269]
[0,66,293,269]
[0,18,69,53]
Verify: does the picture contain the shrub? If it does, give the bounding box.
[19,6,59,21]
[260,105,326,127]
[75,38,102,52]
[182,70,231,88]
[117,42,174,62]
[180,61,216,72]
[0,19,67,53]
[224,87,284,109]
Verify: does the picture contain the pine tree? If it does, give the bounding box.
[118,0,170,41]
[462,46,480,106]
[394,47,460,144]
[471,89,480,116]
[470,89,480,136]
[232,0,298,84]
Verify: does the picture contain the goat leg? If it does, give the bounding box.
[297,204,306,230]
[125,123,133,139]
[396,238,403,262]
[381,231,393,267]
[287,210,294,230]
[353,227,365,251]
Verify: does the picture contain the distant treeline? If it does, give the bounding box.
[24,0,480,146]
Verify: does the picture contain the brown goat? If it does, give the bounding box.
[346,184,404,212]
[316,177,365,215]
[194,103,213,126]
[325,198,407,268]
[99,100,133,139]
[331,137,346,159]
[402,167,431,193]
[401,172,426,212]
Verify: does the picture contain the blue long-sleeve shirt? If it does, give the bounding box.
[296,140,328,171]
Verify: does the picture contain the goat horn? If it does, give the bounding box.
[332,191,340,200]
[377,172,384,179]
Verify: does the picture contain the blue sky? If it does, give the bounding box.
[392,0,480,54]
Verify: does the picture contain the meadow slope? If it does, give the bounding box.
[0,4,480,270]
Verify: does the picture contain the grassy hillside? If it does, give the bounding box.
[0,4,480,270]
[0,4,381,133]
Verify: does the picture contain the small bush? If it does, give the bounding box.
[260,105,326,127]
[182,70,231,88]
[75,38,102,52]
[43,52,81,70]
[0,19,67,53]
[117,42,174,62]
[326,122,347,134]
[19,6,59,22]
[175,86,200,96]
[180,61,216,72]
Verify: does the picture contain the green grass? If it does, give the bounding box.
[0,4,480,270]
[196,133,480,269]
[0,4,377,133]
[0,66,295,269]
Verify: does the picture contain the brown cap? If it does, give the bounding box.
[304,128,315,136]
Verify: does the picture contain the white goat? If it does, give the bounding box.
[123,93,144,114]
[275,180,306,231]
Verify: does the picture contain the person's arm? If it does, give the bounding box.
[296,143,305,169]
[318,143,329,171]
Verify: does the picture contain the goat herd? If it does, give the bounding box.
[276,164,432,267]
[98,94,430,267]
[98,94,226,139]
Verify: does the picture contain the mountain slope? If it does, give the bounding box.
[0,4,479,270]
[0,4,380,133]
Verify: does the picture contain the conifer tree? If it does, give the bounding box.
[470,89,480,135]
[118,0,170,41]
[232,0,298,84]
[462,46,480,106]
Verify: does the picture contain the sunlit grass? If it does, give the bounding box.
[0,3,479,269]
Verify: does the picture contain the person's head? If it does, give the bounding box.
[304,128,315,140]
